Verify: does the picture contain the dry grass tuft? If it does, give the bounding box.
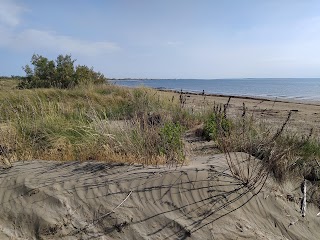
[0,80,189,166]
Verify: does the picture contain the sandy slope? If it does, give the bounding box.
[0,153,319,240]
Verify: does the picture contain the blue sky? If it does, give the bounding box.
[1,0,320,78]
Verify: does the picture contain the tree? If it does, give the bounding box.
[19,54,107,89]
[55,54,76,88]
[75,65,106,85]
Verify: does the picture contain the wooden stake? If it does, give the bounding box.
[301,179,307,217]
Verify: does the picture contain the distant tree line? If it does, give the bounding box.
[0,75,23,80]
[19,54,107,89]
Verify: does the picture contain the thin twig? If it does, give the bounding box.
[270,111,292,142]
[91,190,133,225]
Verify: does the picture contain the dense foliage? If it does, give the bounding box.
[19,54,107,89]
[203,112,231,141]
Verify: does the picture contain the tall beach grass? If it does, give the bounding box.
[0,80,192,165]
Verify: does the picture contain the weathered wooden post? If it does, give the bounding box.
[301,178,307,217]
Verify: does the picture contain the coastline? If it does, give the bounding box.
[1,83,320,239]
[111,78,320,104]
[154,87,320,137]
[156,88,320,106]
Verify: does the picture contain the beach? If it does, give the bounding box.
[0,88,319,239]
[3,0,320,238]
[1,153,320,239]
[158,89,320,137]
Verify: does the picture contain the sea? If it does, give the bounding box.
[111,78,320,102]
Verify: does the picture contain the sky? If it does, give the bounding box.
[1,0,320,78]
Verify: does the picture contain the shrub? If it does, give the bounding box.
[300,139,320,161]
[159,122,185,164]
[217,110,320,183]
[75,65,106,85]
[203,112,231,141]
[19,54,107,89]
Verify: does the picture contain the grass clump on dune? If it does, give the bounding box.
[199,100,320,206]
[0,79,189,165]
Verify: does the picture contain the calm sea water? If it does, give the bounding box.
[112,78,320,102]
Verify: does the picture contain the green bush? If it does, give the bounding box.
[203,112,231,141]
[19,54,107,89]
[159,122,185,163]
[299,139,320,160]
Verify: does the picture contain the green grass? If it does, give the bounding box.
[0,79,193,165]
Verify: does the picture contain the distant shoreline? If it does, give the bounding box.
[111,78,320,104]
[116,84,320,106]
[157,88,320,106]
[111,77,320,81]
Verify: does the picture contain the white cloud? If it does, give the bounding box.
[0,28,120,56]
[0,1,120,57]
[0,0,25,26]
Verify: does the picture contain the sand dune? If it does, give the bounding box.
[0,153,319,239]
